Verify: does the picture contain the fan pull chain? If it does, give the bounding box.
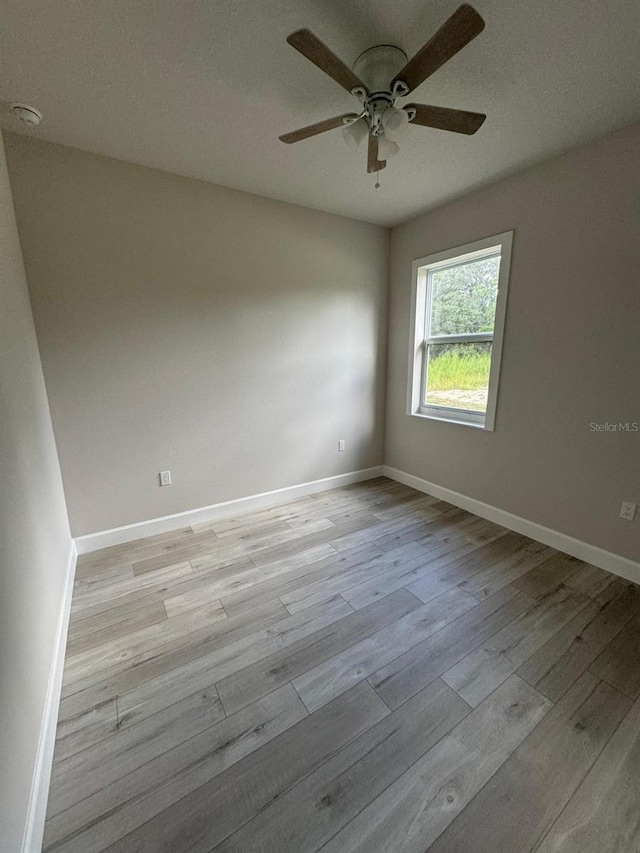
[375,168,380,189]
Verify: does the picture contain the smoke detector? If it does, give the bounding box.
[11,103,43,128]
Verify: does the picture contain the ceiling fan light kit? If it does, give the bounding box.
[280,4,488,182]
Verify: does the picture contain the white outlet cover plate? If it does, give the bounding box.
[620,501,636,520]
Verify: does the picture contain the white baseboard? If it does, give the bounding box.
[22,539,77,853]
[75,467,385,555]
[383,466,640,584]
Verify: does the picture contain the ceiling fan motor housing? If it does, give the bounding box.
[353,45,408,97]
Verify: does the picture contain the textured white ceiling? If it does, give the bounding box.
[2,0,640,226]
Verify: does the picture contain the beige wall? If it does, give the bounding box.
[0,131,72,852]
[5,135,389,537]
[386,121,640,562]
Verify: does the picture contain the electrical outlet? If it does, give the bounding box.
[620,501,636,521]
[159,470,172,486]
[337,440,346,452]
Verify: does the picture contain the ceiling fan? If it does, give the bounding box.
[279,4,487,178]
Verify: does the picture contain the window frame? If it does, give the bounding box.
[407,231,513,431]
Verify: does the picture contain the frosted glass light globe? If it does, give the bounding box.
[342,117,369,149]
[378,134,400,159]
[382,106,410,141]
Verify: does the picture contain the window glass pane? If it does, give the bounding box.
[428,255,500,337]
[424,342,492,412]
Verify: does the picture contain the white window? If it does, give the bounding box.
[407,231,513,430]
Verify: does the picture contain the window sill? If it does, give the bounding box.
[408,410,490,430]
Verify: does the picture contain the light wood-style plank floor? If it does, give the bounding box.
[44,478,640,853]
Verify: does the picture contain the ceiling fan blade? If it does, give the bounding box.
[287,29,367,94]
[367,133,387,174]
[279,113,359,144]
[407,103,486,134]
[391,4,485,94]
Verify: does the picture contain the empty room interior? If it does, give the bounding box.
[2,1,640,851]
